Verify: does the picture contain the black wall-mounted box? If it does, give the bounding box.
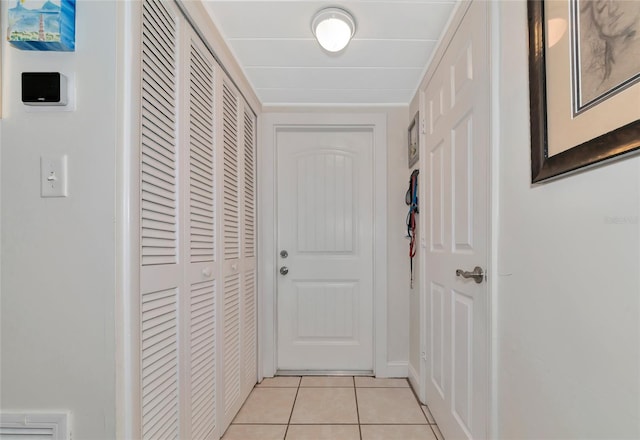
[22,72,68,106]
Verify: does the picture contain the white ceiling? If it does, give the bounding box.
[201,0,458,106]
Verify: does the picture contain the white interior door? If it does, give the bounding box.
[422,1,489,439]
[276,128,374,372]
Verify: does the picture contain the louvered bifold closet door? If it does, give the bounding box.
[185,29,217,440]
[241,107,257,399]
[139,1,181,439]
[216,74,259,433]
[218,77,243,432]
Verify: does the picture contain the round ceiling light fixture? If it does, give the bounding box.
[311,7,356,53]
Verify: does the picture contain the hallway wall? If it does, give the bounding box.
[495,2,640,438]
[0,1,118,438]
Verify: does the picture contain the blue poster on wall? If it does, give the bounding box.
[7,0,76,51]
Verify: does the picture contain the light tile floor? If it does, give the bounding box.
[222,376,445,440]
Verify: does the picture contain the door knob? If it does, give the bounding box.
[280,266,289,275]
[455,266,484,284]
[280,250,288,258]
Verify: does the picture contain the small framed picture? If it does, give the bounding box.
[408,112,419,168]
[7,0,76,52]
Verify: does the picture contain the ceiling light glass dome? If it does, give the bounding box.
[311,8,356,53]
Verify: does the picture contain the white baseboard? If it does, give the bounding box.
[408,362,423,403]
[383,361,408,378]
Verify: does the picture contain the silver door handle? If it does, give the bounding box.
[280,266,289,275]
[456,266,484,284]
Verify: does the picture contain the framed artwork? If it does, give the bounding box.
[7,0,76,51]
[408,111,419,168]
[528,0,640,183]
[1,5,2,118]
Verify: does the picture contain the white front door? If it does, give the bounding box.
[423,1,490,438]
[276,127,374,371]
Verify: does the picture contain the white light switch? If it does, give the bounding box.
[41,155,68,197]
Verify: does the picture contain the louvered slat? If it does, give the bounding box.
[141,287,178,440]
[243,270,257,390]
[222,84,240,261]
[223,273,241,418]
[243,110,256,258]
[189,41,215,264]
[141,0,178,267]
[190,280,216,440]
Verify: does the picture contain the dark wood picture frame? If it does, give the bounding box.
[528,0,640,183]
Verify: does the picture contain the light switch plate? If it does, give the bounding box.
[41,155,68,197]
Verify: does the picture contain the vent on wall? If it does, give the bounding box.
[0,413,69,440]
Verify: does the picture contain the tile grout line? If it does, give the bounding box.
[429,423,443,440]
[352,377,363,440]
[283,378,302,440]
[424,405,437,425]
[405,380,433,426]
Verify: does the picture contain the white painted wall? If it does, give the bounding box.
[0,2,117,438]
[385,106,413,371]
[495,2,640,438]
[261,105,411,371]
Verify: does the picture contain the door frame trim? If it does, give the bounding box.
[258,112,388,378]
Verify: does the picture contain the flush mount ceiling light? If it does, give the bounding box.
[311,7,356,53]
